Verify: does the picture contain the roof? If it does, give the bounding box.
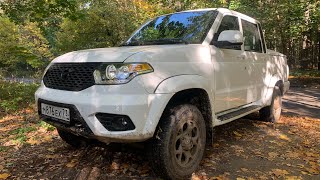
[168,8,259,24]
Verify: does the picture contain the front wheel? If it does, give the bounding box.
[260,86,283,123]
[148,104,206,179]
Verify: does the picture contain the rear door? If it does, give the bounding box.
[210,15,249,113]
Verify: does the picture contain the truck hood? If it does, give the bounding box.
[52,46,155,63]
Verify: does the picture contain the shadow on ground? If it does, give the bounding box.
[282,88,320,119]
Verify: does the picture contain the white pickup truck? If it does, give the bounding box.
[35,8,290,179]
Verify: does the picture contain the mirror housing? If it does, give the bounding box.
[213,30,244,48]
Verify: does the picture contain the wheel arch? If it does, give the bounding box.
[157,88,214,139]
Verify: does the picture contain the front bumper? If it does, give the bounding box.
[35,78,172,143]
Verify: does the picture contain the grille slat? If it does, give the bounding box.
[43,63,100,91]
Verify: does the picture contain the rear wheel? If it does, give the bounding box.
[260,86,283,123]
[57,129,88,148]
[148,104,206,179]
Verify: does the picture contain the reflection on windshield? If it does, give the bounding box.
[122,10,218,46]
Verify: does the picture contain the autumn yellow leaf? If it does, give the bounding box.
[285,176,302,180]
[272,169,289,177]
[268,152,279,159]
[43,135,52,142]
[279,134,290,141]
[45,154,58,159]
[0,173,10,179]
[236,178,245,180]
[66,159,78,168]
[27,138,40,145]
[233,131,242,137]
[240,168,248,172]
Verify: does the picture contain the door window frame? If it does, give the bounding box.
[239,18,266,54]
[212,14,243,51]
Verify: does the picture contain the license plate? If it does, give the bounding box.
[41,103,70,122]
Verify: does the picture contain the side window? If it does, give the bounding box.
[242,20,263,53]
[213,15,240,50]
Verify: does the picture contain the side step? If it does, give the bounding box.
[217,105,261,122]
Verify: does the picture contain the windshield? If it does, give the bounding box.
[122,10,218,46]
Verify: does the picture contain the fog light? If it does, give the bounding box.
[95,113,135,131]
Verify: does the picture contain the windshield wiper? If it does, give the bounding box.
[120,39,144,46]
[120,38,189,46]
[146,38,189,45]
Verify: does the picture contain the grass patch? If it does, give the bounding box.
[13,134,28,144]
[38,121,55,131]
[9,126,37,135]
[290,69,320,78]
[0,81,39,113]
[0,146,8,152]
[8,126,38,145]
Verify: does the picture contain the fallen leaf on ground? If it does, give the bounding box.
[285,176,301,180]
[233,131,242,137]
[272,169,289,177]
[240,168,248,172]
[111,162,120,170]
[66,159,78,168]
[236,178,245,180]
[279,134,290,141]
[0,173,10,179]
[268,152,279,159]
[27,138,40,145]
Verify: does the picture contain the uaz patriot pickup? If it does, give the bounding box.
[36,8,290,179]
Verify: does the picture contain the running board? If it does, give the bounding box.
[215,105,261,125]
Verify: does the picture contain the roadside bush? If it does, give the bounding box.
[290,69,320,78]
[0,81,39,113]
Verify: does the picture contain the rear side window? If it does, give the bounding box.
[214,15,240,50]
[242,20,263,53]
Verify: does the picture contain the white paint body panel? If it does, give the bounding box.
[35,8,289,142]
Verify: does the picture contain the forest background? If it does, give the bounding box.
[0,0,319,78]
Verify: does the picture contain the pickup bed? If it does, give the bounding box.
[36,8,290,179]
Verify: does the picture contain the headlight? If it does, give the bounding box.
[93,63,153,84]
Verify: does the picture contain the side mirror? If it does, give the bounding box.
[213,30,244,48]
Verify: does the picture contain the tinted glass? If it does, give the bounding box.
[123,11,218,46]
[213,15,240,50]
[242,20,263,53]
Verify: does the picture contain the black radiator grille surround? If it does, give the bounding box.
[43,63,100,91]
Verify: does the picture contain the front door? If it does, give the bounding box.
[210,15,249,113]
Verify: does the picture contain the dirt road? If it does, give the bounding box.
[282,87,320,119]
[0,88,319,179]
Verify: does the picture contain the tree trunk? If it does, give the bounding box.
[318,32,320,70]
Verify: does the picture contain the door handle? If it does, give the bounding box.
[237,55,246,60]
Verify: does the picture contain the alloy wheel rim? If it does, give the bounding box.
[174,118,200,167]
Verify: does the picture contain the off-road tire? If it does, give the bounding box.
[148,104,206,180]
[57,129,88,148]
[260,86,283,123]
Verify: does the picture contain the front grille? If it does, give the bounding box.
[43,63,100,91]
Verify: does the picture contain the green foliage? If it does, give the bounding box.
[9,126,37,135]
[0,0,83,47]
[38,121,56,131]
[0,0,319,72]
[55,0,139,53]
[0,81,39,112]
[290,69,320,78]
[0,146,8,152]
[9,126,37,144]
[0,16,52,77]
